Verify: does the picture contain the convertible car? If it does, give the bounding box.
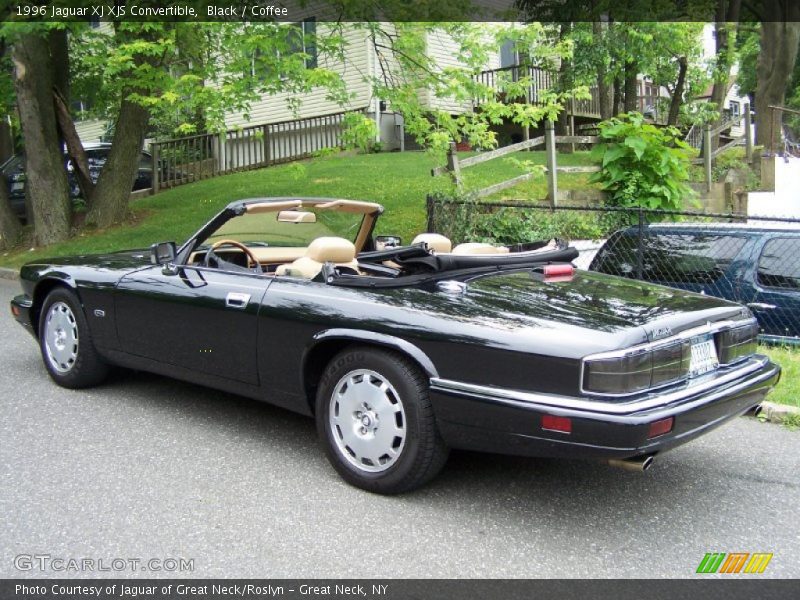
[11,197,781,493]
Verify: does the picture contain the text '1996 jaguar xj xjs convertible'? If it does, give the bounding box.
[11,197,781,493]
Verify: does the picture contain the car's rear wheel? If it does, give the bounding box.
[39,288,108,388]
[316,346,449,494]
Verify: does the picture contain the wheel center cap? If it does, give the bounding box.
[361,415,372,427]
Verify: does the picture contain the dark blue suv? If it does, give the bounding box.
[589,223,800,342]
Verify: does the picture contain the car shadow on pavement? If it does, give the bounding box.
[95,367,776,518]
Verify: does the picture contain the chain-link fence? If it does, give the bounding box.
[426,196,800,342]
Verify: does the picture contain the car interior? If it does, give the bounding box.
[186,198,578,283]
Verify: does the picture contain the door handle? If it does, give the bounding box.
[746,302,776,310]
[225,292,251,308]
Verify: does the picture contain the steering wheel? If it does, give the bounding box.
[204,239,262,272]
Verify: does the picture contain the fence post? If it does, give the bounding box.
[426,195,435,233]
[744,103,753,161]
[703,124,712,193]
[636,206,645,280]
[218,132,227,173]
[446,141,463,189]
[545,120,558,207]
[569,96,576,153]
[262,124,269,167]
[151,142,160,195]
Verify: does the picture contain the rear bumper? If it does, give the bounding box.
[10,294,35,336]
[429,355,780,460]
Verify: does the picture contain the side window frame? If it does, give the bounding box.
[756,236,800,290]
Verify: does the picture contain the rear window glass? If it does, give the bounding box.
[757,238,800,289]
[593,231,747,284]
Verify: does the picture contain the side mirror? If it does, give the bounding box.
[375,235,402,250]
[150,241,176,265]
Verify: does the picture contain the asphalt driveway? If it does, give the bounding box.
[1,278,798,578]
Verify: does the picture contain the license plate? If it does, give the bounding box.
[689,335,719,377]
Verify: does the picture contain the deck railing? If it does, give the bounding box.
[474,65,665,123]
[150,111,351,193]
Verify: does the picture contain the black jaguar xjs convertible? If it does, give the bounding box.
[11,197,780,493]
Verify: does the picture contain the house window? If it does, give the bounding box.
[500,40,516,68]
[285,18,317,70]
[729,100,741,118]
[250,18,317,81]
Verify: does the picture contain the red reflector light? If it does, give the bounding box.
[11,305,20,317]
[543,264,575,277]
[541,414,572,433]
[648,417,674,439]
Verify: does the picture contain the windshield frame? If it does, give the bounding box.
[176,197,384,266]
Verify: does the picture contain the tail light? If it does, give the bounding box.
[716,322,758,365]
[583,341,690,395]
[534,264,575,282]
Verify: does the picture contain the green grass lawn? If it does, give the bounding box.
[760,345,800,410]
[0,149,595,268]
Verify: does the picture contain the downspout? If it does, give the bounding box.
[372,39,381,145]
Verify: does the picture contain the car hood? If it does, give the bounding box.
[26,249,152,270]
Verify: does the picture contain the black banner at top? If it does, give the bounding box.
[2,0,800,23]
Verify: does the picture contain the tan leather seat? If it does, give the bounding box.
[275,237,358,279]
[412,233,453,254]
[451,242,510,255]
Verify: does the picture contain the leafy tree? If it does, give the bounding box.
[1,8,578,246]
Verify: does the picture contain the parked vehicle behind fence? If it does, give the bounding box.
[589,223,800,342]
[1,142,159,220]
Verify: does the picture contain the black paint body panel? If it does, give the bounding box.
[12,238,775,461]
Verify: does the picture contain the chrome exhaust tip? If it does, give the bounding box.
[751,404,763,418]
[606,456,654,472]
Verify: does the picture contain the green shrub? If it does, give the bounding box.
[341,113,379,154]
[711,147,761,190]
[436,198,606,245]
[590,112,695,211]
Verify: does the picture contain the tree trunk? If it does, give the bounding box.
[49,29,69,103]
[54,90,95,207]
[85,97,149,228]
[0,174,22,250]
[556,22,573,152]
[667,56,688,126]
[593,21,613,120]
[709,1,741,149]
[12,33,72,246]
[613,75,624,116]
[623,60,638,113]
[755,20,800,151]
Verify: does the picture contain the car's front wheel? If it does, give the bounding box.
[39,287,108,388]
[316,346,449,494]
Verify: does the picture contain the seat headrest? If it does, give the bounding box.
[305,237,356,263]
[412,233,453,254]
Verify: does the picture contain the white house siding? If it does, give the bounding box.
[224,25,372,128]
[725,83,753,142]
[75,119,107,143]
[421,27,503,114]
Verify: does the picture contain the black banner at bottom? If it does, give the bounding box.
[2,579,799,600]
